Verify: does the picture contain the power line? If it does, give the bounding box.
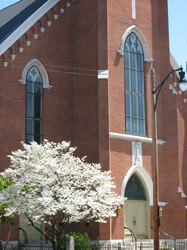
[5,65,97,77]
[1,64,163,83]
[3,59,98,73]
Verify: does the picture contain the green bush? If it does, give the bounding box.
[0,176,15,223]
[57,232,93,250]
[160,248,172,250]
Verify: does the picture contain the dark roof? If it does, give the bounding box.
[0,0,36,28]
[0,0,48,44]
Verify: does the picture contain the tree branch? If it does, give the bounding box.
[24,214,51,242]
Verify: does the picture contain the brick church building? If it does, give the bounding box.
[0,0,186,242]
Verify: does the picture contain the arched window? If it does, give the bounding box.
[26,66,43,144]
[124,32,146,135]
[125,174,146,200]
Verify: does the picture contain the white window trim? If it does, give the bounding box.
[19,59,52,89]
[119,25,153,62]
[121,164,153,206]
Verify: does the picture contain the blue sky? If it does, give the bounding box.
[0,0,186,71]
[0,0,20,10]
[168,0,187,71]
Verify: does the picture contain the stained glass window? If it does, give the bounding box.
[26,66,43,144]
[125,174,146,200]
[124,33,146,135]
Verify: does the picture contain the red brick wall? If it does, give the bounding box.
[72,0,110,240]
[0,0,186,241]
[0,0,110,241]
[0,5,74,240]
[107,0,186,239]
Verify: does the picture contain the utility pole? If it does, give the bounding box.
[151,68,159,250]
[150,66,187,250]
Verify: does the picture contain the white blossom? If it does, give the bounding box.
[0,140,124,232]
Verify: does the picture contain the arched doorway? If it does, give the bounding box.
[124,173,150,239]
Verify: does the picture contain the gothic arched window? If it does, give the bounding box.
[124,33,146,135]
[125,174,146,200]
[26,66,43,144]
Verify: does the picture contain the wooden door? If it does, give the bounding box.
[124,200,148,239]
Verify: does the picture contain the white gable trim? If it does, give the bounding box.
[0,0,60,56]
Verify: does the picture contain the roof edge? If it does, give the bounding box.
[0,0,22,11]
[170,53,180,78]
[0,0,60,56]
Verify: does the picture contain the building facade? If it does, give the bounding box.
[0,0,186,241]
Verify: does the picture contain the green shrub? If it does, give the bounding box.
[160,248,172,250]
[0,176,14,221]
[57,232,93,250]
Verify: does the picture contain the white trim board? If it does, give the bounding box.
[0,0,60,56]
[132,0,136,19]
[110,132,165,145]
[98,70,109,79]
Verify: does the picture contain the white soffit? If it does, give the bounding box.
[0,0,60,56]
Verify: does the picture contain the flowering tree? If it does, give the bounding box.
[0,140,123,248]
[0,176,15,245]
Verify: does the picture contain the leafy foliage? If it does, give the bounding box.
[0,176,14,221]
[57,232,93,250]
[160,248,172,250]
[0,176,12,192]
[0,176,15,243]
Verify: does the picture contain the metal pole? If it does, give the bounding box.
[150,66,186,250]
[174,238,176,250]
[151,68,159,250]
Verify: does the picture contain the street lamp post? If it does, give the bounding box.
[151,67,187,250]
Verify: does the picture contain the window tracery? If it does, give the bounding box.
[26,66,43,144]
[125,32,146,135]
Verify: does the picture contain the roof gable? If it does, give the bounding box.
[0,0,35,28]
[0,0,49,44]
[0,0,59,56]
